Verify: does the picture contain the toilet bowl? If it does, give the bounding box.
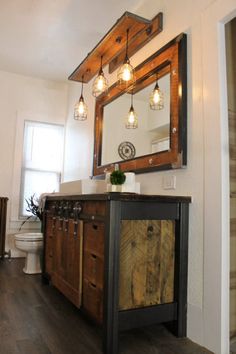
[14,233,43,274]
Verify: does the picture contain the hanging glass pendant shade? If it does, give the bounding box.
[92,56,108,97]
[74,76,88,121]
[149,78,164,110]
[117,29,135,85]
[126,93,138,129]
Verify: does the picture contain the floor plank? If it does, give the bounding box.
[0,259,212,354]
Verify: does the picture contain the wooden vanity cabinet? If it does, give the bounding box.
[43,194,191,354]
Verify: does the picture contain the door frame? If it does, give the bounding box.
[202,1,236,353]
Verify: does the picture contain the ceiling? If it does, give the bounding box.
[0,0,142,82]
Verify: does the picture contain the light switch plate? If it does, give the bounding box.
[163,175,176,190]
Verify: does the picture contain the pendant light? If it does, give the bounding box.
[126,92,138,129]
[117,29,134,85]
[74,76,88,121]
[92,56,108,97]
[149,74,164,110]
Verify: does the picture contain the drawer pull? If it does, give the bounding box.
[58,218,63,230]
[92,224,98,230]
[73,222,78,238]
[52,217,56,229]
[91,254,97,259]
[64,219,69,233]
[73,202,82,219]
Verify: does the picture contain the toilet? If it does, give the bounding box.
[14,233,43,274]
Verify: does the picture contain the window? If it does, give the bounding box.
[20,121,64,217]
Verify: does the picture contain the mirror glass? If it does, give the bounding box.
[101,72,170,165]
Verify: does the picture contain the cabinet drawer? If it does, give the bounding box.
[83,201,106,217]
[82,278,103,324]
[83,222,105,258]
[83,251,104,288]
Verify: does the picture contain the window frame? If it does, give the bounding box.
[19,120,64,218]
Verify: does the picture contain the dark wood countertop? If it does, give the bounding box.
[46,193,191,204]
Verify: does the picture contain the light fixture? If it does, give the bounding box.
[74,76,88,121]
[117,29,135,85]
[149,75,164,110]
[92,56,108,97]
[126,92,138,129]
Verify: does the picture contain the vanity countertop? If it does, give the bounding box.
[46,192,191,204]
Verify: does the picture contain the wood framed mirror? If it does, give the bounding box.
[93,33,187,176]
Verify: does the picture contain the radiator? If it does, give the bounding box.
[0,197,8,259]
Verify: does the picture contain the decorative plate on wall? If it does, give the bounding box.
[118,141,136,160]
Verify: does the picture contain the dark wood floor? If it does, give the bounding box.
[0,259,212,354]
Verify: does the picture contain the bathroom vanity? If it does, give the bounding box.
[42,193,191,354]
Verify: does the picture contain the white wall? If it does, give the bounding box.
[63,80,95,181]
[63,0,236,353]
[0,70,68,255]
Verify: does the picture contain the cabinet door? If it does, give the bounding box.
[52,218,83,308]
[53,218,67,279]
[66,219,83,306]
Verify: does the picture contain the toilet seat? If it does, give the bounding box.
[15,233,43,242]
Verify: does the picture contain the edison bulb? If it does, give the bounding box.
[153,89,161,103]
[126,106,138,129]
[128,110,135,124]
[149,83,164,110]
[92,72,108,97]
[122,64,132,81]
[78,100,85,114]
[97,76,105,90]
[74,96,88,121]
[117,61,134,84]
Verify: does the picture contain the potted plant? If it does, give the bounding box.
[19,194,43,231]
[109,169,126,192]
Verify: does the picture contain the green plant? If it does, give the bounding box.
[110,170,126,185]
[25,194,43,220]
[19,194,43,231]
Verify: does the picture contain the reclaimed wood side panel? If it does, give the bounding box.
[119,220,175,310]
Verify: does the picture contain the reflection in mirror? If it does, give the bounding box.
[101,72,170,166]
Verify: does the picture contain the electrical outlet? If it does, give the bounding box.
[163,175,176,190]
